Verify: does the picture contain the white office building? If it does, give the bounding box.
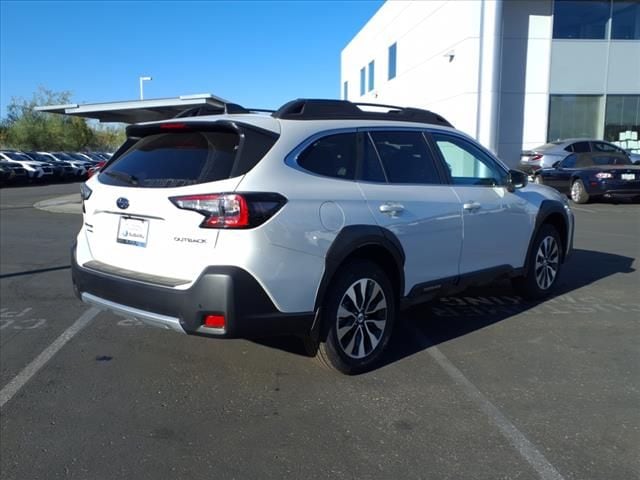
[341,0,640,166]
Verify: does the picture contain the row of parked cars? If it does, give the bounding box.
[0,150,111,186]
[519,138,640,204]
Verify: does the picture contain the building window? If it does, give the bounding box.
[343,81,348,100]
[548,95,605,141]
[605,95,640,153]
[388,43,397,80]
[612,1,640,40]
[360,67,365,96]
[552,0,609,39]
[368,61,375,92]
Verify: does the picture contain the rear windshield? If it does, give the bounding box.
[100,130,241,188]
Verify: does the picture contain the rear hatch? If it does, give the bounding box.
[82,121,278,282]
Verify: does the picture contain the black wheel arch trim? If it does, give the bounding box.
[314,225,405,311]
[523,199,572,276]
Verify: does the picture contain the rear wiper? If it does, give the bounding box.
[104,170,139,186]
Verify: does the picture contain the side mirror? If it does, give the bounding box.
[507,169,528,192]
[552,161,561,169]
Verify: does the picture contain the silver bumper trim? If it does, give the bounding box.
[81,292,186,334]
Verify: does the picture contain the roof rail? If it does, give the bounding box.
[272,99,453,127]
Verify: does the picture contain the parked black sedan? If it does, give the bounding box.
[534,152,640,204]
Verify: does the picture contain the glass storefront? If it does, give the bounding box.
[605,95,640,153]
[547,95,640,154]
[547,95,605,141]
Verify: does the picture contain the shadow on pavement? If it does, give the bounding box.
[251,248,636,372]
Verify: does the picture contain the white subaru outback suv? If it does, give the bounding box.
[72,99,574,374]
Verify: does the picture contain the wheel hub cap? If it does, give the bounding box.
[336,278,387,359]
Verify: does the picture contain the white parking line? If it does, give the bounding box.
[0,307,99,409]
[570,206,598,213]
[409,326,566,480]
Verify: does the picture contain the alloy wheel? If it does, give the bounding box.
[571,181,582,202]
[535,236,559,290]
[336,278,387,359]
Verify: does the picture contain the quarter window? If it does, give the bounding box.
[592,141,620,153]
[297,133,357,180]
[432,134,506,187]
[369,131,440,184]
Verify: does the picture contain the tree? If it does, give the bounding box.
[89,124,126,151]
[2,87,125,151]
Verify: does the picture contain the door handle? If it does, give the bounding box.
[379,203,405,215]
[463,201,482,212]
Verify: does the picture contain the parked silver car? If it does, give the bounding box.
[521,139,640,174]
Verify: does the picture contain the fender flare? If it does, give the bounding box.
[523,199,571,275]
[314,225,405,311]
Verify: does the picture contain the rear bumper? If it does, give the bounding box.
[71,246,314,338]
[588,180,640,197]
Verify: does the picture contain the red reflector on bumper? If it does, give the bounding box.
[204,314,225,329]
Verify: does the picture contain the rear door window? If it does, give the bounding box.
[101,131,238,188]
[571,141,591,153]
[360,134,387,182]
[369,131,441,184]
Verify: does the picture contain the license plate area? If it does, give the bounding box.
[117,216,149,247]
[621,173,635,181]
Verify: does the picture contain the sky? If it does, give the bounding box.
[0,0,384,119]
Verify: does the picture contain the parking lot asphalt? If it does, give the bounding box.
[1,184,638,480]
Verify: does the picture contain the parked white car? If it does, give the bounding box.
[72,99,575,374]
[0,151,47,180]
[36,152,87,178]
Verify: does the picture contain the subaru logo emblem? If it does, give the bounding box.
[116,197,129,210]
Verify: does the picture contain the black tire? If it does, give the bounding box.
[570,179,590,204]
[512,224,563,300]
[314,260,396,375]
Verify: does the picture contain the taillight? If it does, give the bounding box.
[530,154,543,161]
[203,314,225,329]
[595,172,613,179]
[80,183,92,200]
[169,193,287,229]
[80,183,92,213]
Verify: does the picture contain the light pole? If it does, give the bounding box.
[139,76,152,100]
